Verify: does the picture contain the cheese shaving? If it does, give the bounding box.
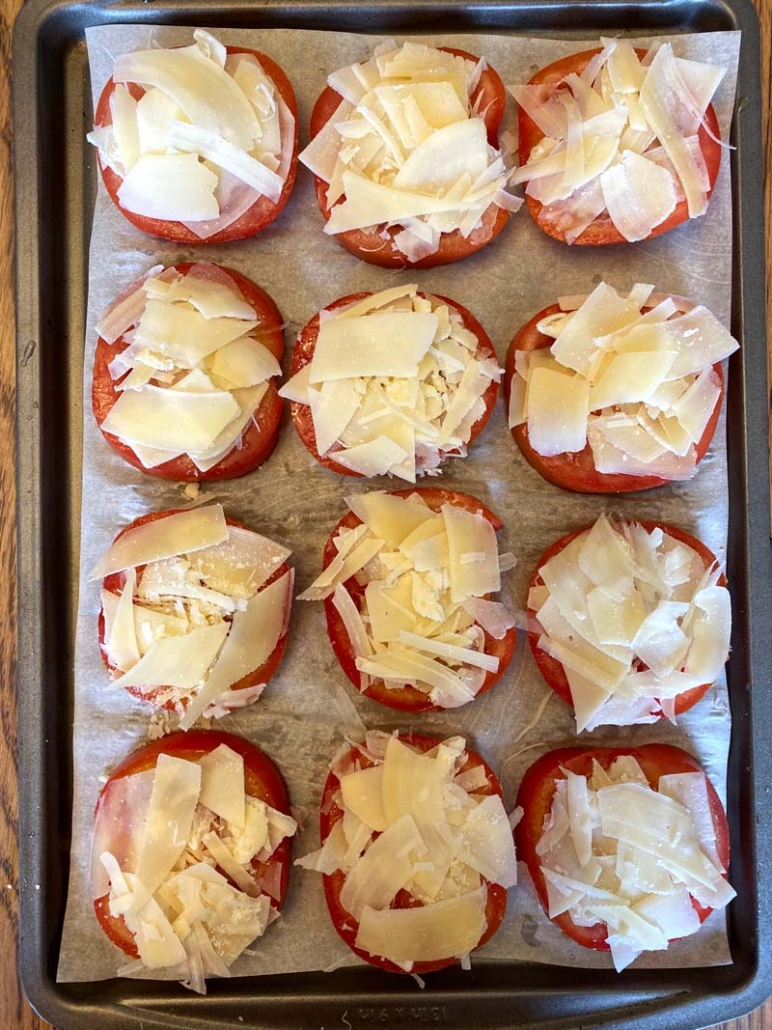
[87,32,294,236]
[530,514,730,729]
[300,491,512,709]
[510,41,726,241]
[94,743,297,989]
[510,281,737,474]
[536,754,735,970]
[280,287,499,481]
[297,734,514,964]
[299,42,519,260]
[97,264,281,472]
[98,511,292,718]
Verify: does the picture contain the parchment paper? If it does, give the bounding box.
[58,25,741,983]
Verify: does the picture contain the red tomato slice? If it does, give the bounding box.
[93,729,293,959]
[321,487,517,712]
[98,509,291,711]
[289,291,499,475]
[93,48,299,243]
[320,733,508,974]
[504,301,724,493]
[309,47,510,267]
[518,48,723,246]
[527,520,726,719]
[515,744,731,951]
[92,263,285,481]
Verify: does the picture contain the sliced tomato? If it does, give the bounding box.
[320,733,508,973]
[289,292,499,476]
[518,48,723,245]
[98,509,291,711]
[93,729,293,959]
[515,744,731,951]
[321,487,516,712]
[504,301,724,493]
[93,48,299,243]
[527,519,726,719]
[92,263,285,481]
[309,47,509,267]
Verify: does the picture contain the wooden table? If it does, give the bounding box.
[1,0,770,1026]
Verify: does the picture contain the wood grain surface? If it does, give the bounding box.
[0,2,770,1027]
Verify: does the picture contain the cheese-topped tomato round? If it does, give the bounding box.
[302,42,519,267]
[95,505,293,726]
[526,515,730,731]
[511,41,724,245]
[297,732,514,974]
[299,488,517,712]
[92,262,285,480]
[281,286,499,479]
[92,730,296,990]
[88,30,298,243]
[504,283,737,493]
[515,745,733,969]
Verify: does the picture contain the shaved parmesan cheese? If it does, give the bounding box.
[443,504,500,602]
[511,40,726,239]
[132,754,202,910]
[299,732,514,966]
[97,742,297,987]
[536,754,734,965]
[294,289,498,479]
[118,154,220,221]
[304,491,509,709]
[340,814,426,919]
[532,514,730,729]
[97,262,281,470]
[356,886,487,962]
[300,41,516,258]
[111,621,229,692]
[89,33,293,231]
[512,282,736,475]
[198,745,245,829]
[347,491,433,547]
[527,367,589,456]
[312,312,437,382]
[179,569,293,729]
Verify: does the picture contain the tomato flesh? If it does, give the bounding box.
[93,48,299,243]
[98,509,290,711]
[92,263,285,481]
[289,292,499,476]
[320,734,508,974]
[518,48,723,246]
[504,301,725,493]
[309,47,510,267]
[515,744,731,952]
[321,487,517,712]
[526,520,726,720]
[93,729,293,959]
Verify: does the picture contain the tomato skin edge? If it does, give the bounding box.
[319,734,508,974]
[97,509,291,711]
[289,291,499,477]
[93,729,293,961]
[320,487,517,713]
[515,744,731,952]
[308,47,511,267]
[517,47,723,246]
[91,263,286,481]
[503,300,725,493]
[93,48,299,243]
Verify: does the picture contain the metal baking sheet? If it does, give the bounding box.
[13,1,772,1028]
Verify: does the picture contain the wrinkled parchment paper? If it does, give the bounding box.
[58,25,740,983]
